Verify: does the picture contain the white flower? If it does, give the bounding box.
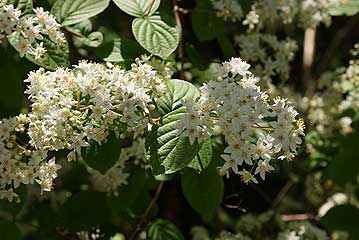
[238,169,258,184]
[254,160,274,180]
[242,9,259,29]
[32,42,46,60]
[219,154,241,176]
[223,57,251,76]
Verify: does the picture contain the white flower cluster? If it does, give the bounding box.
[25,60,164,162]
[212,0,243,22]
[179,57,305,184]
[277,222,329,240]
[234,33,298,84]
[0,59,165,202]
[335,60,359,113]
[0,115,61,202]
[243,0,334,30]
[90,138,146,194]
[0,2,65,59]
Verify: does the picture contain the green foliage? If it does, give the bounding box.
[326,129,359,185]
[181,165,224,220]
[156,79,200,115]
[132,15,179,59]
[82,132,121,174]
[5,0,33,14]
[191,0,225,42]
[0,221,23,240]
[147,219,185,240]
[187,138,213,173]
[145,79,203,174]
[112,0,161,17]
[103,38,141,62]
[321,205,359,239]
[57,191,111,230]
[8,34,70,70]
[107,167,152,214]
[154,107,201,174]
[328,0,359,16]
[51,0,110,26]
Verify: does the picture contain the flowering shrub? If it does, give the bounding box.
[0,0,359,239]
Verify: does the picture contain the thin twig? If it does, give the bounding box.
[271,180,293,208]
[130,181,165,240]
[281,213,317,222]
[173,0,185,80]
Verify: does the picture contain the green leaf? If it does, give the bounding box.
[156,79,200,115]
[82,132,121,174]
[187,138,213,173]
[146,79,201,174]
[0,221,23,240]
[191,0,225,42]
[155,107,201,174]
[112,0,161,17]
[147,219,184,240]
[181,166,224,220]
[321,205,359,239]
[57,191,111,230]
[8,34,69,70]
[51,0,110,26]
[132,15,179,59]
[103,38,141,62]
[328,0,359,16]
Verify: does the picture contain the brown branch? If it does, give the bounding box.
[173,0,185,80]
[281,213,317,222]
[130,181,165,240]
[302,27,316,96]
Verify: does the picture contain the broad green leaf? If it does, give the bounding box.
[321,205,359,239]
[103,38,141,62]
[57,191,111,230]
[8,34,69,70]
[147,79,200,174]
[112,0,161,17]
[191,0,225,41]
[132,15,179,59]
[51,0,110,26]
[328,0,359,16]
[147,219,184,240]
[0,221,23,240]
[82,132,121,174]
[156,107,201,174]
[187,138,213,173]
[181,166,224,220]
[156,79,200,115]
